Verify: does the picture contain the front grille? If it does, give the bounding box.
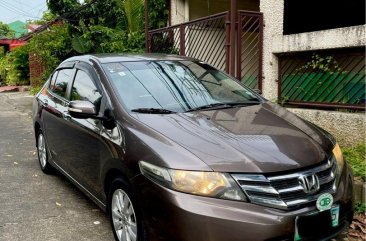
[231,156,338,209]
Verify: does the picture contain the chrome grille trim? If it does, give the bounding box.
[240,184,279,194]
[231,156,338,210]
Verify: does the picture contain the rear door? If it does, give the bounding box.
[42,67,76,171]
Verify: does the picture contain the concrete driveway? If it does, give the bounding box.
[0,92,113,241]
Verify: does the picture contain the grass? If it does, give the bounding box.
[343,143,365,181]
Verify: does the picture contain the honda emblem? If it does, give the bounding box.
[298,174,320,194]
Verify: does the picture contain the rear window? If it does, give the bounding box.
[50,69,74,98]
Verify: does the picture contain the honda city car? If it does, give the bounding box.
[33,54,353,241]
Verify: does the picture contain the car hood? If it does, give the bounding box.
[133,102,334,173]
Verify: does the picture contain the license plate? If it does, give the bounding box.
[294,205,340,241]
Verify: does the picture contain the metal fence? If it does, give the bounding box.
[148,11,263,89]
[237,11,263,89]
[149,12,229,72]
[278,49,365,110]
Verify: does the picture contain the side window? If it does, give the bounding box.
[52,69,74,98]
[70,70,102,110]
[49,71,58,89]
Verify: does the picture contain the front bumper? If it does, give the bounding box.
[132,164,353,241]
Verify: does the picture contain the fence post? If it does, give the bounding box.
[229,0,237,77]
[147,33,151,53]
[236,12,241,80]
[225,13,231,74]
[277,55,282,104]
[180,25,185,56]
[258,13,264,90]
[144,0,149,53]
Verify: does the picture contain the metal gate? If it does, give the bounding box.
[278,49,365,109]
[237,11,263,89]
[148,10,263,89]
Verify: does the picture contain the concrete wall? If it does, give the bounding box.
[170,0,186,25]
[272,25,366,54]
[259,0,283,101]
[288,108,365,146]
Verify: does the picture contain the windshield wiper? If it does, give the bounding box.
[186,103,231,112]
[131,108,176,114]
[186,101,261,112]
[224,101,261,106]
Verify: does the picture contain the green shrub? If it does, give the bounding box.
[0,45,30,86]
[343,143,366,181]
[27,24,74,87]
[354,202,366,214]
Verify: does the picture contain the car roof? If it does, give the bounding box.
[63,53,199,65]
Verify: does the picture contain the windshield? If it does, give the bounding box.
[103,61,261,113]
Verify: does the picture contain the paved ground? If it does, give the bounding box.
[0,92,113,241]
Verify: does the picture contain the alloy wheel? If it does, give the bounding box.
[37,133,47,168]
[111,189,138,241]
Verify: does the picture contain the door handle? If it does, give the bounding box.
[62,111,71,120]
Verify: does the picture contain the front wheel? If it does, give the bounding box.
[108,178,147,241]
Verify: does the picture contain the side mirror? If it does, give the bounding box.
[68,100,98,119]
[253,89,262,95]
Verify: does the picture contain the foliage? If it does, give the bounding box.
[116,0,144,33]
[0,45,30,85]
[71,21,144,54]
[354,202,366,214]
[0,21,15,38]
[149,0,169,29]
[343,143,366,181]
[27,24,74,82]
[297,54,343,73]
[33,11,57,25]
[48,0,125,29]
[3,0,168,88]
[47,0,80,16]
[30,86,42,95]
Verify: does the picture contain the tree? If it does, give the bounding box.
[0,21,15,39]
[117,0,144,33]
[46,0,80,16]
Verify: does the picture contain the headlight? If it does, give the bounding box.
[332,143,344,186]
[139,161,247,201]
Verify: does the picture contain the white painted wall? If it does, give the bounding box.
[170,0,186,25]
[272,25,366,53]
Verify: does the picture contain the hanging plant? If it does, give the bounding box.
[297,54,343,74]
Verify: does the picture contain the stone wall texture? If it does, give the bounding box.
[288,108,365,146]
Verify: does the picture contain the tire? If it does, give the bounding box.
[108,178,148,241]
[36,130,53,174]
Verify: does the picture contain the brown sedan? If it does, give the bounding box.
[33,54,353,241]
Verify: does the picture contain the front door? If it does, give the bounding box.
[61,63,105,197]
